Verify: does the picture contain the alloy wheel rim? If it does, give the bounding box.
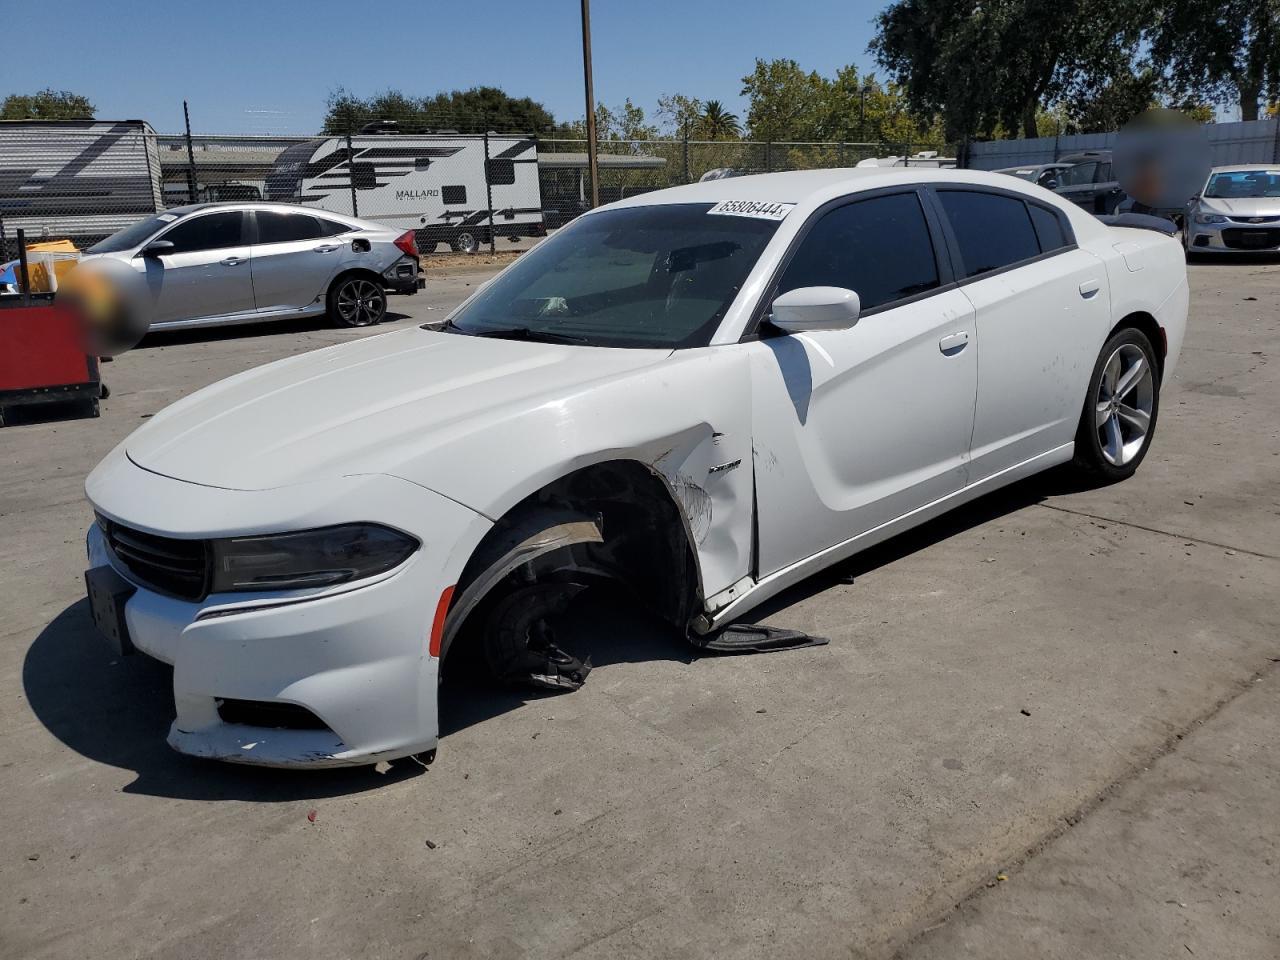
[337,279,384,325]
[1095,343,1154,466]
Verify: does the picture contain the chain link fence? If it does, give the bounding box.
[0,120,956,261]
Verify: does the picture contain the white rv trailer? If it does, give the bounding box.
[265,134,544,252]
[0,120,163,247]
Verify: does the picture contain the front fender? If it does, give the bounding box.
[390,346,756,602]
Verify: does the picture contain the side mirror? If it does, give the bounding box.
[140,240,175,257]
[1043,178,1059,190]
[769,286,861,332]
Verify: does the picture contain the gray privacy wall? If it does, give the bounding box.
[968,118,1280,169]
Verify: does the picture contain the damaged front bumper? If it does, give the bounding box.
[84,453,490,768]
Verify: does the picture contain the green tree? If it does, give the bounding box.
[1,88,95,120]
[322,86,557,134]
[1147,0,1279,121]
[656,93,703,137]
[739,58,827,140]
[699,100,741,140]
[872,0,1145,139]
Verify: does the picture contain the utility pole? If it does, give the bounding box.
[183,100,198,204]
[580,0,600,208]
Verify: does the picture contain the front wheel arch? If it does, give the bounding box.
[440,459,705,664]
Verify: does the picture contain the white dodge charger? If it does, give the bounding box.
[84,168,1188,767]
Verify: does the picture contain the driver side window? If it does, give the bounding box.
[778,192,940,312]
[159,212,245,254]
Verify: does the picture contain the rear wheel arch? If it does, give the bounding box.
[1109,311,1165,380]
[326,269,387,327]
[440,459,704,662]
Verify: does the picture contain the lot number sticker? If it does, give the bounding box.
[707,200,795,221]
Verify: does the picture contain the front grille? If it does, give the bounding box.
[1229,215,1280,224]
[217,698,330,730]
[1222,227,1280,250]
[98,515,209,601]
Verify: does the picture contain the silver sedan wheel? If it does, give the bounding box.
[1095,343,1155,466]
[335,278,385,326]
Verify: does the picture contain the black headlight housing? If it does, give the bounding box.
[209,523,419,594]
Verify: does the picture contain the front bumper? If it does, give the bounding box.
[1187,219,1280,253]
[85,453,490,767]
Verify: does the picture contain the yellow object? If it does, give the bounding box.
[24,239,80,292]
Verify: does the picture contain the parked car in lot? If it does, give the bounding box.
[993,163,1072,189]
[81,203,421,331]
[83,168,1187,768]
[1183,165,1280,254]
[1054,150,1127,213]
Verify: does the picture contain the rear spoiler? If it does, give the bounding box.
[1096,213,1179,236]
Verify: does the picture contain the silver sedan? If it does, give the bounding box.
[81,202,422,330]
[1184,166,1280,255]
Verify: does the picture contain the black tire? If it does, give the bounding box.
[450,230,480,255]
[1070,327,1161,483]
[327,274,386,328]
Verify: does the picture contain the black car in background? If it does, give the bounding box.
[1054,151,1127,214]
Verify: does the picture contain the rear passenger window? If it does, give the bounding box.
[778,192,939,311]
[316,218,352,237]
[1028,204,1069,253]
[937,191,1040,277]
[257,211,324,244]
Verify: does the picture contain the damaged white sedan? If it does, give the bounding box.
[84,168,1188,767]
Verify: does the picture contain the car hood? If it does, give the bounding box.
[1199,197,1280,218]
[126,328,672,493]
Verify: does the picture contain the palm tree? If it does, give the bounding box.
[699,100,741,140]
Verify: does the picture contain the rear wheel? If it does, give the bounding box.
[450,230,480,255]
[328,274,386,327]
[1070,327,1160,482]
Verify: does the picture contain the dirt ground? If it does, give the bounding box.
[1,257,1277,959]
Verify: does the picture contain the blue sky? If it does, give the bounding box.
[6,0,886,134]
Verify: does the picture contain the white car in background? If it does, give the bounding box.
[1184,166,1280,254]
[83,168,1188,768]
[81,202,422,330]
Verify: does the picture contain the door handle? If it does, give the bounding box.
[220,256,246,266]
[1079,279,1101,299]
[939,331,969,355]
[313,244,340,253]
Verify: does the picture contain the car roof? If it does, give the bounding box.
[993,163,1069,172]
[1209,164,1280,173]
[605,167,1046,207]
[158,201,369,224]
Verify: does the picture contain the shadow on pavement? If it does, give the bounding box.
[134,308,415,348]
[23,468,1089,799]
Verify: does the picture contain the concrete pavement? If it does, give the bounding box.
[1,258,1277,959]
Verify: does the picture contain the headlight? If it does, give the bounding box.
[1195,213,1228,224]
[209,523,418,593]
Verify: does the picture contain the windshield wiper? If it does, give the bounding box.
[466,325,592,345]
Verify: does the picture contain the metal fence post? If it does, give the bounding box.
[346,122,359,218]
[839,141,845,166]
[483,132,496,254]
[183,100,198,204]
[682,125,690,184]
[765,141,772,172]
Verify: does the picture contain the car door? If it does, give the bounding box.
[1055,161,1100,211]
[931,187,1110,480]
[142,210,254,324]
[250,210,352,312]
[747,189,979,577]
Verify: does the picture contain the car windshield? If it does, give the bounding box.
[1204,170,1280,199]
[444,202,782,348]
[85,214,175,253]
